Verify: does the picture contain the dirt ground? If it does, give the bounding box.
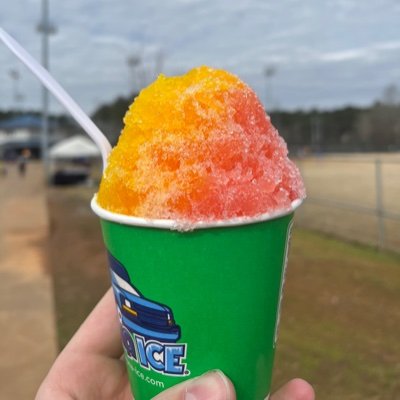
[0,162,57,400]
[47,185,400,400]
[296,153,400,252]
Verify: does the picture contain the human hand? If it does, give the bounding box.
[36,289,314,400]
[151,374,314,400]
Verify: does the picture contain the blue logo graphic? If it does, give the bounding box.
[108,253,188,376]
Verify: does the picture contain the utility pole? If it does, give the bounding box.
[37,0,56,179]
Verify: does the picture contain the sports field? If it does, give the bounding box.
[295,153,400,252]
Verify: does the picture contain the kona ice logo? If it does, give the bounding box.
[122,329,188,375]
[108,252,189,376]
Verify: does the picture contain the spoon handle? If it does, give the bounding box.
[0,27,112,169]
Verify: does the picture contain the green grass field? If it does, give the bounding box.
[273,229,400,399]
[48,186,400,400]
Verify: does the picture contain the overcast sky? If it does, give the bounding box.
[1,0,399,114]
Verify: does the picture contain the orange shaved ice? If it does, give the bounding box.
[97,66,305,222]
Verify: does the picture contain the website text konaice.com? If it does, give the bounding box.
[128,363,165,388]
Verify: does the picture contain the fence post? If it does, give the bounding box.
[375,159,385,249]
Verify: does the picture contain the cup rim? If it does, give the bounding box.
[91,195,303,230]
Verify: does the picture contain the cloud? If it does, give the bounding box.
[317,41,400,63]
[0,0,399,113]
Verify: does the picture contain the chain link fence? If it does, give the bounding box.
[295,154,400,253]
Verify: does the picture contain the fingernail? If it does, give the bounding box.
[185,370,231,400]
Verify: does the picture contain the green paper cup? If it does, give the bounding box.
[91,197,302,400]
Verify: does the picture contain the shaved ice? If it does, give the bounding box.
[97,66,305,223]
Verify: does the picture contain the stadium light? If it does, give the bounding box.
[264,65,277,111]
[36,0,57,180]
[9,68,24,109]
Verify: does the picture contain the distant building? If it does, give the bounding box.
[0,115,56,159]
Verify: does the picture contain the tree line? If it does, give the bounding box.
[90,85,400,153]
[2,85,399,153]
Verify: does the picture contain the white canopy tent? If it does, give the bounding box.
[49,135,101,159]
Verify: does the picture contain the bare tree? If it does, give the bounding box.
[356,84,400,150]
[381,84,400,106]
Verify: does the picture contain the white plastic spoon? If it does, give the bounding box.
[0,27,112,169]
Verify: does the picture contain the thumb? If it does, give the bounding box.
[151,370,235,400]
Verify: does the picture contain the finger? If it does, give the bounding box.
[270,379,314,400]
[64,288,123,359]
[152,370,235,400]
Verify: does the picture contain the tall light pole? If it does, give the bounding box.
[154,49,164,79]
[264,65,277,111]
[37,0,56,179]
[311,113,323,154]
[127,54,141,93]
[9,68,24,109]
